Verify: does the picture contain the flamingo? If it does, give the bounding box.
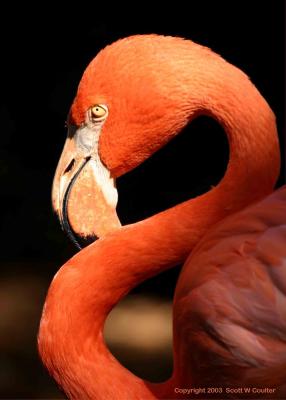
[38,35,286,399]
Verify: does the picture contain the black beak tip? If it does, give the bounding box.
[76,233,99,249]
[66,228,98,250]
[59,212,98,250]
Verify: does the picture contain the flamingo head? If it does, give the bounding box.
[51,35,220,247]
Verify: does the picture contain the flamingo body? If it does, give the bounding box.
[38,35,285,399]
[174,186,286,392]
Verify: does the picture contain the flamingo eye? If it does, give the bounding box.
[90,104,108,121]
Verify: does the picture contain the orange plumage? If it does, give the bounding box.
[38,35,285,399]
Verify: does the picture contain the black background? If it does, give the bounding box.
[0,2,284,398]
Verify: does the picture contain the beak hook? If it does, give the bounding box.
[52,122,121,249]
[61,156,97,249]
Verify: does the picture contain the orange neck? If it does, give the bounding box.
[38,58,280,399]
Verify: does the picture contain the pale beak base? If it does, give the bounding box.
[52,124,121,248]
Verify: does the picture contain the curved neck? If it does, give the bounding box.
[38,58,280,399]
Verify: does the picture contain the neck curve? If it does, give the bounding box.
[38,53,280,399]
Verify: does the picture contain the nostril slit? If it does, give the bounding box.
[64,159,75,174]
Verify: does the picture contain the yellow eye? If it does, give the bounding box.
[91,104,107,119]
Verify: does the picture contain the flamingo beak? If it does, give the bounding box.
[52,124,121,249]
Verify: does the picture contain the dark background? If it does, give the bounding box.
[0,2,284,398]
